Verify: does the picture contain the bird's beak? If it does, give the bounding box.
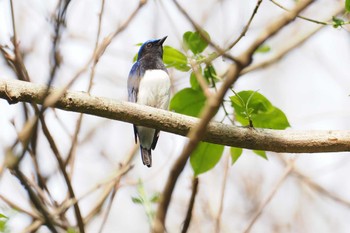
[157,36,167,45]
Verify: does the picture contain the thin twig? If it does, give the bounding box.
[9,0,30,82]
[37,107,85,233]
[47,0,70,87]
[21,220,43,233]
[215,154,230,233]
[181,177,199,233]
[172,0,239,64]
[0,194,39,219]
[242,163,294,233]
[210,73,235,125]
[11,168,58,233]
[9,0,17,43]
[277,156,350,209]
[227,0,264,50]
[65,0,106,169]
[97,144,136,233]
[241,5,345,75]
[43,0,146,108]
[189,60,212,98]
[28,145,51,198]
[84,144,137,224]
[270,0,329,25]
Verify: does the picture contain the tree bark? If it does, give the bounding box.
[1,78,349,153]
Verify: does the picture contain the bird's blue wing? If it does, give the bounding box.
[127,62,142,144]
[127,62,141,103]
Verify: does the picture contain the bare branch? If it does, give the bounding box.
[270,0,331,25]
[214,154,230,233]
[181,177,199,233]
[11,168,58,233]
[242,163,294,233]
[43,0,146,108]
[36,106,85,233]
[241,4,345,75]
[65,0,106,168]
[227,0,264,50]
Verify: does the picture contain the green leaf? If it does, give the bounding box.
[0,222,5,232]
[253,150,267,160]
[67,228,78,233]
[133,45,190,71]
[203,64,219,86]
[346,0,350,12]
[190,66,209,91]
[132,43,143,62]
[0,213,8,232]
[332,16,345,28]
[230,147,243,165]
[255,44,271,53]
[170,88,206,117]
[150,193,160,203]
[131,196,143,204]
[230,94,243,108]
[190,71,201,91]
[190,142,224,176]
[132,179,158,224]
[183,31,210,54]
[230,91,290,129]
[163,46,190,71]
[133,53,138,63]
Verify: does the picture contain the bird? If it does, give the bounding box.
[127,36,171,167]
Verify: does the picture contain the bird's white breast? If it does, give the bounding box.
[137,69,170,109]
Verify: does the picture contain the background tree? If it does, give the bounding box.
[0,0,350,232]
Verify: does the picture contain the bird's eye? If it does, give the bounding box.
[146,43,152,48]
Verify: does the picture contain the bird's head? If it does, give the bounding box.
[137,36,167,61]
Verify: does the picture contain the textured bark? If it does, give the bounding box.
[1,78,349,153]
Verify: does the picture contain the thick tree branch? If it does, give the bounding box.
[1,78,349,153]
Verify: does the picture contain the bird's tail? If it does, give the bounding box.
[140,147,152,167]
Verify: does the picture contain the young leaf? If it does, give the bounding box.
[190,71,201,91]
[170,88,206,117]
[67,228,78,233]
[230,90,290,129]
[133,45,190,71]
[190,66,209,91]
[0,213,8,232]
[150,193,160,203]
[253,150,267,160]
[346,0,350,12]
[190,142,224,176]
[183,31,210,54]
[332,16,345,28]
[131,179,158,224]
[230,147,243,165]
[133,53,138,63]
[132,43,144,62]
[0,221,5,232]
[255,44,271,53]
[203,64,219,86]
[163,46,190,71]
[131,196,143,204]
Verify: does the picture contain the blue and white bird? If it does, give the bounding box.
[127,36,171,167]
